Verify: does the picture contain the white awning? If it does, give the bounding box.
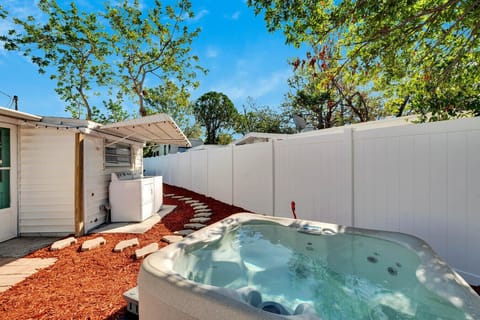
[98,114,191,147]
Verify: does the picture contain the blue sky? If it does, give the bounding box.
[0,0,303,118]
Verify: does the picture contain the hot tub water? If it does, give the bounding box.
[175,223,472,319]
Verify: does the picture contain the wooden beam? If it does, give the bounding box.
[74,132,85,236]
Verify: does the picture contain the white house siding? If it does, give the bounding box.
[19,127,75,235]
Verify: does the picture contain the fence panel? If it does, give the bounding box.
[274,130,353,226]
[177,152,192,190]
[233,142,273,214]
[207,146,233,204]
[190,150,208,195]
[353,117,480,284]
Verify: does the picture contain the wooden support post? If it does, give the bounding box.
[74,132,85,236]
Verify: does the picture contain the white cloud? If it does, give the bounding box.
[231,11,241,20]
[209,67,292,105]
[206,46,219,58]
[188,9,209,22]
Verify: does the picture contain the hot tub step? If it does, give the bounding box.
[123,286,139,315]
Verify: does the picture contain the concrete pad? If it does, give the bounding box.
[179,197,192,201]
[189,217,211,224]
[161,235,184,244]
[0,257,57,292]
[94,205,176,234]
[81,237,106,252]
[113,238,139,252]
[50,237,77,251]
[193,205,209,210]
[135,243,158,259]
[183,223,206,230]
[185,200,199,204]
[194,212,213,218]
[173,229,195,236]
[0,237,61,258]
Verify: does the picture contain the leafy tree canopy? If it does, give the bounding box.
[248,0,480,119]
[104,0,205,117]
[4,0,112,120]
[2,0,205,122]
[193,91,238,144]
[235,97,294,135]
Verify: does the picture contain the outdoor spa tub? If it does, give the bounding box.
[138,213,480,320]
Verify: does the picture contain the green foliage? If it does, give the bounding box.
[193,91,238,144]
[5,0,112,120]
[104,0,205,117]
[284,46,383,130]
[235,97,294,135]
[248,0,480,120]
[217,133,234,145]
[2,0,206,123]
[143,84,200,138]
[0,5,7,20]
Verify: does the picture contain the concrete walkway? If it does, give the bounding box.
[0,237,59,293]
[0,257,57,293]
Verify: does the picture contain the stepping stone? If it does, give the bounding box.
[190,203,206,208]
[81,237,106,252]
[173,229,195,236]
[189,217,211,224]
[164,193,175,197]
[161,235,184,244]
[50,237,77,251]
[184,223,206,230]
[171,195,184,199]
[194,208,212,213]
[135,243,159,259]
[179,197,192,201]
[194,212,213,218]
[185,200,199,204]
[113,238,139,252]
[193,205,209,210]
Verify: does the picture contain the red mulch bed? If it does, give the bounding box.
[0,184,478,319]
[0,184,247,320]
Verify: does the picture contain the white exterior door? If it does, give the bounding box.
[0,124,17,242]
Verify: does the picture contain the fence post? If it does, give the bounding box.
[344,127,355,227]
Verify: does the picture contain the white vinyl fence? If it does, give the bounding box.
[144,117,480,284]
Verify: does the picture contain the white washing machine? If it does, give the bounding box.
[109,172,163,222]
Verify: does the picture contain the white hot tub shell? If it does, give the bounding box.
[138,213,480,320]
[109,172,163,222]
